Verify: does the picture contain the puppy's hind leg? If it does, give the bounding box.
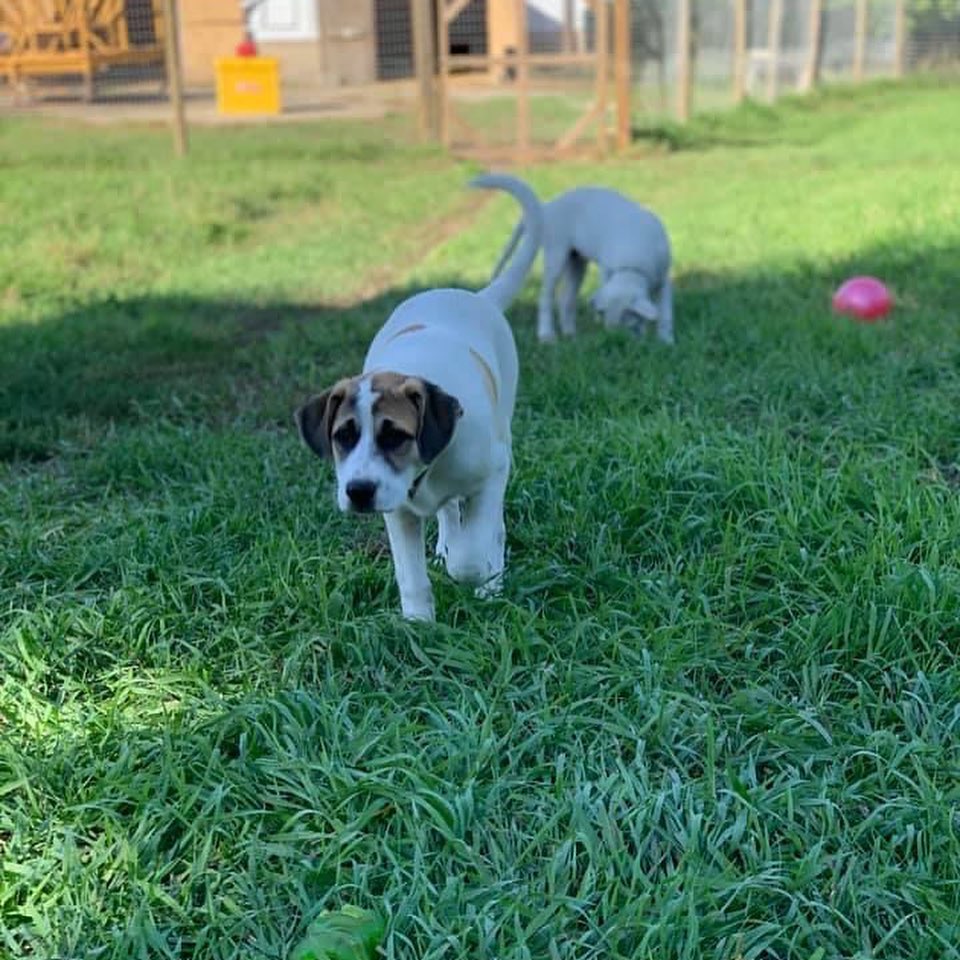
[558,252,587,338]
[656,277,675,345]
[537,244,567,343]
[384,509,435,621]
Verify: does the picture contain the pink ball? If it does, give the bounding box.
[832,276,893,322]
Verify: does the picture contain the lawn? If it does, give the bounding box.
[2,78,960,959]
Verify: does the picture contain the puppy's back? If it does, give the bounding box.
[548,187,670,276]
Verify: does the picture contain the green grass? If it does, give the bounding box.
[2,79,960,958]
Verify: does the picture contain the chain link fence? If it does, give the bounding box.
[633,0,958,125]
[1,1,959,154]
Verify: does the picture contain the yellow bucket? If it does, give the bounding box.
[214,57,282,116]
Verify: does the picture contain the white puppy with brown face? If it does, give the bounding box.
[295,174,542,622]
[493,183,674,345]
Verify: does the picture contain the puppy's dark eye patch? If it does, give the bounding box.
[377,421,413,452]
[333,421,359,451]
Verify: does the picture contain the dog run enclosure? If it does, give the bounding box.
[419,0,632,162]
[0,2,938,161]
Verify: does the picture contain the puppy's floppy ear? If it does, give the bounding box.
[402,378,463,463]
[294,381,347,459]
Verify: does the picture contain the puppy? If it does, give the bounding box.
[492,183,674,345]
[295,174,542,622]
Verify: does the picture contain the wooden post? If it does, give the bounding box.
[676,0,691,122]
[801,0,823,92]
[437,0,451,149]
[562,0,575,53]
[412,0,437,142]
[766,0,783,102]
[162,0,187,156]
[732,0,747,103]
[853,0,868,82]
[894,0,907,77]
[77,4,95,102]
[614,0,630,150]
[515,0,530,161]
[595,0,609,152]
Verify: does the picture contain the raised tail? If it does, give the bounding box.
[490,219,524,280]
[470,173,543,312]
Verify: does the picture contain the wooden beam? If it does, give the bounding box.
[732,0,747,103]
[444,0,471,25]
[437,0,451,148]
[562,0,575,53]
[801,0,823,92]
[614,0,630,150]
[434,51,597,69]
[894,0,907,78]
[595,0,609,151]
[766,0,782,102]
[449,107,489,147]
[676,0,691,122]
[555,99,602,152]
[412,0,438,142]
[853,0,868,82]
[161,0,187,156]
[514,0,530,162]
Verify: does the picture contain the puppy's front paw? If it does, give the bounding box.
[402,603,436,622]
[474,572,503,599]
[400,589,436,622]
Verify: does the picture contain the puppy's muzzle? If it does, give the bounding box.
[345,479,378,513]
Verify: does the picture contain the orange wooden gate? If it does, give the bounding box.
[433,0,618,162]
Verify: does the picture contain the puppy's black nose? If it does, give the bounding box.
[346,480,377,512]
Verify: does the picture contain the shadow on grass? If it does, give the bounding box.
[2,232,959,464]
[0,288,416,462]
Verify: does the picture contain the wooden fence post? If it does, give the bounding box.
[563,0,575,53]
[853,0,868,82]
[162,0,187,156]
[676,0,691,122]
[801,0,823,92]
[894,0,907,77]
[595,0,610,152]
[732,0,747,104]
[437,0,450,149]
[766,0,783,102]
[412,0,438,142]
[614,0,631,150]
[515,0,530,161]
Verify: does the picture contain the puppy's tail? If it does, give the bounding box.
[470,173,543,312]
[490,219,524,280]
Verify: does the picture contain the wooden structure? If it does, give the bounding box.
[675,0,691,121]
[0,0,166,99]
[800,0,823,92]
[433,0,629,163]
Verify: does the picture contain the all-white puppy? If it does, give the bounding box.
[493,183,674,345]
[295,174,542,622]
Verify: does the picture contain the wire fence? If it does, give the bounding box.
[0,0,168,107]
[1,1,959,157]
[429,1,610,160]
